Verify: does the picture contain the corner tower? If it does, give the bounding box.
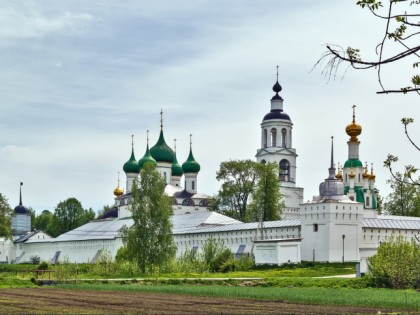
[255,68,304,218]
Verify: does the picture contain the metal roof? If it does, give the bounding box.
[173,219,301,235]
[363,215,420,230]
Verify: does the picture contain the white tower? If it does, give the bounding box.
[300,138,363,262]
[256,68,304,218]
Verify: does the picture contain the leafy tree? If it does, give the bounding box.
[34,210,54,235]
[248,162,283,222]
[121,164,176,274]
[0,193,12,239]
[384,118,420,186]
[315,1,420,186]
[96,205,112,219]
[367,235,420,289]
[315,0,420,95]
[27,207,36,231]
[214,160,260,222]
[50,198,95,237]
[383,173,420,217]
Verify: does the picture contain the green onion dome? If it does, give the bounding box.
[123,148,140,173]
[343,158,363,168]
[150,130,175,163]
[171,153,183,177]
[138,144,157,169]
[182,148,201,173]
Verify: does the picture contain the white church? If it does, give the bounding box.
[2,73,420,275]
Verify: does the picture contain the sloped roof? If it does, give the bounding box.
[363,214,420,230]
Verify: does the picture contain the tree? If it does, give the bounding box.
[34,210,54,235]
[384,117,420,186]
[0,193,12,239]
[315,0,420,95]
[121,164,176,274]
[383,173,420,216]
[50,198,95,237]
[314,1,420,185]
[367,235,420,289]
[248,162,283,222]
[214,160,260,222]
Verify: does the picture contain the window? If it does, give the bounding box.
[313,224,318,232]
[366,196,370,207]
[199,199,208,207]
[182,198,194,206]
[264,129,268,148]
[279,159,290,181]
[281,128,287,147]
[192,180,195,191]
[261,159,266,164]
[271,128,277,147]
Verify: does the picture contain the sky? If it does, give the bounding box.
[0,1,419,214]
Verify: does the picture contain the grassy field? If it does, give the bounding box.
[59,283,420,311]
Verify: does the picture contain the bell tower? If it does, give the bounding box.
[256,68,304,218]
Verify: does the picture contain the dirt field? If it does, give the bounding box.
[0,288,403,314]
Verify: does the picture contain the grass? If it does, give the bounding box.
[0,276,36,288]
[59,283,420,311]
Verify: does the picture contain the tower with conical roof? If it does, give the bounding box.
[150,110,175,184]
[255,68,304,218]
[11,182,31,235]
[182,134,200,194]
[341,106,377,215]
[171,139,183,187]
[300,138,363,262]
[123,135,140,193]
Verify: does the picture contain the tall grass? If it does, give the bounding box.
[60,283,420,311]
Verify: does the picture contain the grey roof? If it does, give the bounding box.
[25,212,241,243]
[173,219,301,235]
[363,215,420,230]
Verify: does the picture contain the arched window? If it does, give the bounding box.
[279,159,290,181]
[182,198,195,206]
[264,129,268,148]
[281,128,287,148]
[199,199,208,207]
[271,128,277,147]
[366,196,370,207]
[261,159,266,164]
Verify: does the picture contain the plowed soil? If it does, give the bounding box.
[0,288,401,314]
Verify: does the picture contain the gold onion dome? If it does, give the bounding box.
[113,172,124,197]
[114,186,124,197]
[369,164,376,180]
[335,164,343,180]
[346,105,362,141]
[362,162,370,179]
[349,169,356,179]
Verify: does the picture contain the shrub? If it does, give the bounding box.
[37,261,49,270]
[29,255,41,265]
[367,235,420,289]
[210,248,234,272]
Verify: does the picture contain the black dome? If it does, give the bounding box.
[101,207,118,219]
[14,205,28,214]
[263,109,291,121]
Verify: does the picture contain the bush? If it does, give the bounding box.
[37,261,49,270]
[210,249,234,272]
[29,255,41,265]
[367,235,420,289]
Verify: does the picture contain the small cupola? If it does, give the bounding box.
[123,135,141,174]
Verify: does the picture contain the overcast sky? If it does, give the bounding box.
[0,1,419,214]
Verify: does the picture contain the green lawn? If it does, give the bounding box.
[59,283,420,311]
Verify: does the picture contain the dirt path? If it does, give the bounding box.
[0,288,404,314]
